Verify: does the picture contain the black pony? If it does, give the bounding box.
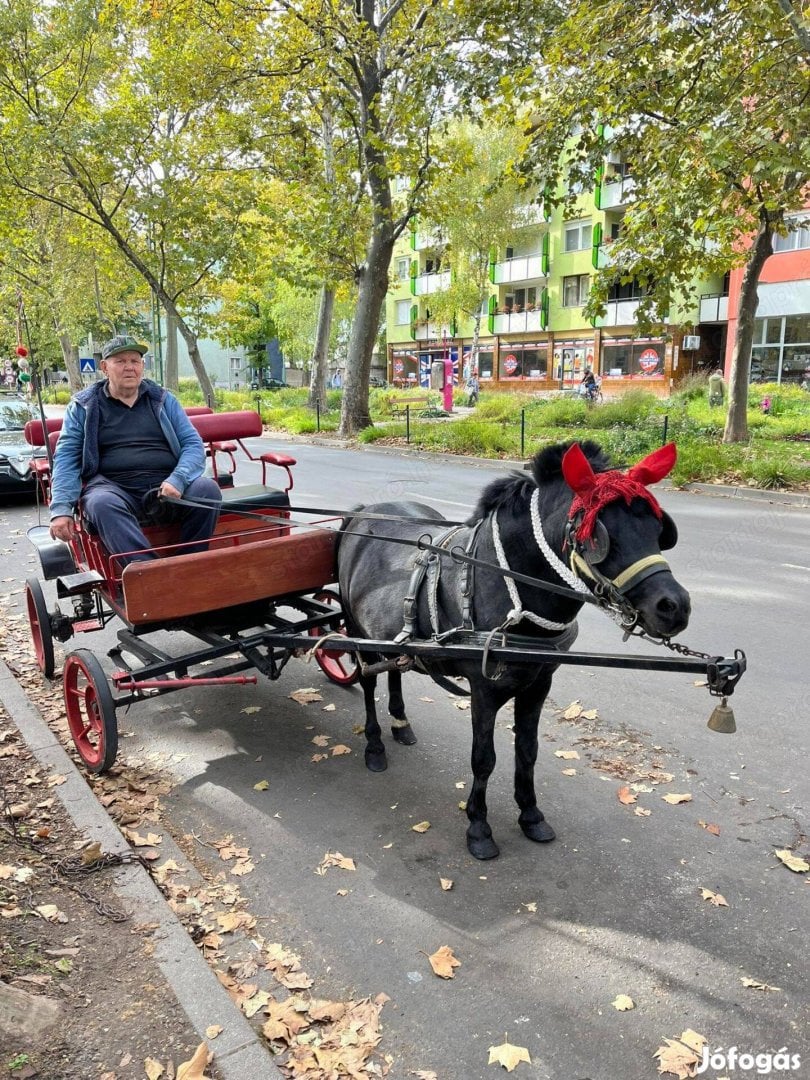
[337,441,690,860]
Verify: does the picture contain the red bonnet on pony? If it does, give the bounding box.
[561,442,677,542]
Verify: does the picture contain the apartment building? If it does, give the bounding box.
[386,161,735,395]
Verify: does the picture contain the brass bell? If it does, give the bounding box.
[707,696,736,734]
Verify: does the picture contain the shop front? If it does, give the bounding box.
[391,345,459,388]
[600,335,668,389]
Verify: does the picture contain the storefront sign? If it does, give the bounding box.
[503,353,518,375]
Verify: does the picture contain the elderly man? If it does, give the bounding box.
[49,335,221,564]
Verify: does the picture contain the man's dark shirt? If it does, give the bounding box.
[97,389,177,497]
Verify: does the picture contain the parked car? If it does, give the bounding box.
[369,376,388,388]
[0,394,46,500]
[250,377,286,391]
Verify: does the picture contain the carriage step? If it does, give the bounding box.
[55,570,106,597]
[73,618,104,633]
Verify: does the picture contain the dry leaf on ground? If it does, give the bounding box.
[653,1029,707,1079]
[440,878,453,891]
[698,820,721,836]
[176,1042,213,1080]
[741,977,780,991]
[617,786,637,805]
[661,793,692,805]
[331,744,352,756]
[428,945,461,979]
[612,994,635,1011]
[554,749,580,760]
[290,688,323,705]
[144,1060,164,1080]
[774,848,810,873]
[253,780,269,791]
[412,820,431,833]
[487,1037,531,1072]
[561,768,577,776]
[318,851,356,872]
[562,701,582,720]
[700,888,729,907]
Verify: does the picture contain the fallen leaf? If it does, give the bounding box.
[336,888,348,896]
[617,786,637,805]
[144,1060,165,1080]
[653,1030,706,1080]
[562,701,582,720]
[774,848,810,873]
[428,945,461,979]
[243,990,271,1017]
[741,977,780,992]
[487,1037,531,1072]
[241,706,261,715]
[290,688,323,705]
[612,994,635,1011]
[440,878,453,891]
[322,703,336,712]
[554,750,579,760]
[412,821,431,833]
[122,829,162,848]
[700,888,729,907]
[698,821,721,836]
[311,734,331,747]
[419,697,434,703]
[453,699,471,710]
[561,768,577,776]
[176,1042,213,1080]
[581,709,598,720]
[81,841,105,864]
[311,753,328,763]
[45,773,67,787]
[253,780,270,791]
[35,904,67,923]
[318,851,356,872]
[414,1072,438,1079]
[661,793,692,805]
[331,744,352,756]
[230,859,255,876]
[205,1025,223,1039]
[522,902,537,913]
[634,807,652,817]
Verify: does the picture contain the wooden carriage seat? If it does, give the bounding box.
[189,410,296,493]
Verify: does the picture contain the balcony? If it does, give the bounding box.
[412,227,443,251]
[414,269,451,296]
[493,309,543,334]
[600,176,636,210]
[414,321,451,340]
[513,203,548,227]
[601,299,642,326]
[699,293,729,323]
[493,254,544,285]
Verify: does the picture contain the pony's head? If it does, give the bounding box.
[558,441,690,636]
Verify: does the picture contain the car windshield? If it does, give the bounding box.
[0,400,35,432]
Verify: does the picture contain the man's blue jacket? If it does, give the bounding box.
[49,379,207,521]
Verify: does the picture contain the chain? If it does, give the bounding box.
[48,850,147,922]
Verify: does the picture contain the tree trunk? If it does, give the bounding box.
[165,312,179,393]
[309,285,334,409]
[58,334,82,393]
[723,216,774,443]
[338,222,395,436]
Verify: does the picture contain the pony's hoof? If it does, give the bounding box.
[467,831,500,860]
[391,723,417,746]
[520,816,556,843]
[365,749,388,773]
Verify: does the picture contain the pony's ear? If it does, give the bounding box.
[561,442,597,495]
[627,442,677,486]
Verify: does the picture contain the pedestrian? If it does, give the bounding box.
[761,395,772,415]
[48,334,222,568]
[466,370,480,407]
[707,367,725,407]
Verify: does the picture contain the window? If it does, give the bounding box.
[564,220,592,252]
[396,257,410,281]
[563,274,590,307]
[601,339,664,378]
[499,344,547,380]
[505,246,515,260]
[774,218,810,252]
[395,300,411,325]
[607,278,647,302]
[752,315,810,383]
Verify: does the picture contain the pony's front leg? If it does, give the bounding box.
[361,667,387,772]
[466,688,500,860]
[387,669,417,746]
[514,677,555,843]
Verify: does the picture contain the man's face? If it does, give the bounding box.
[102,350,144,396]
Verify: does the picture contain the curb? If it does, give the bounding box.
[0,657,280,1080]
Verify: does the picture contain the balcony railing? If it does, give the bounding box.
[493,309,543,334]
[512,203,548,227]
[601,298,642,326]
[414,321,451,340]
[414,269,451,295]
[699,294,729,323]
[493,254,544,285]
[412,228,443,251]
[600,176,636,210]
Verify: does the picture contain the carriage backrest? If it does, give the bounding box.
[189,410,263,442]
[24,417,63,448]
[184,406,214,416]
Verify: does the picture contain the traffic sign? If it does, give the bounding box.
[80,358,96,374]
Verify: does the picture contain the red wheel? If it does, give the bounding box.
[25,577,55,678]
[63,649,118,773]
[308,589,359,687]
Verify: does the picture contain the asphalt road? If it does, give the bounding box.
[2,439,808,1080]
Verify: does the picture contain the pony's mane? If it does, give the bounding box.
[467,440,613,524]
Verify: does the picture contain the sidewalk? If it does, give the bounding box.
[0,656,277,1080]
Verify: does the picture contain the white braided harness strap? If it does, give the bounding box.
[491,492,587,632]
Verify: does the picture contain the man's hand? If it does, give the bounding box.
[158,481,182,501]
[50,516,75,543]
